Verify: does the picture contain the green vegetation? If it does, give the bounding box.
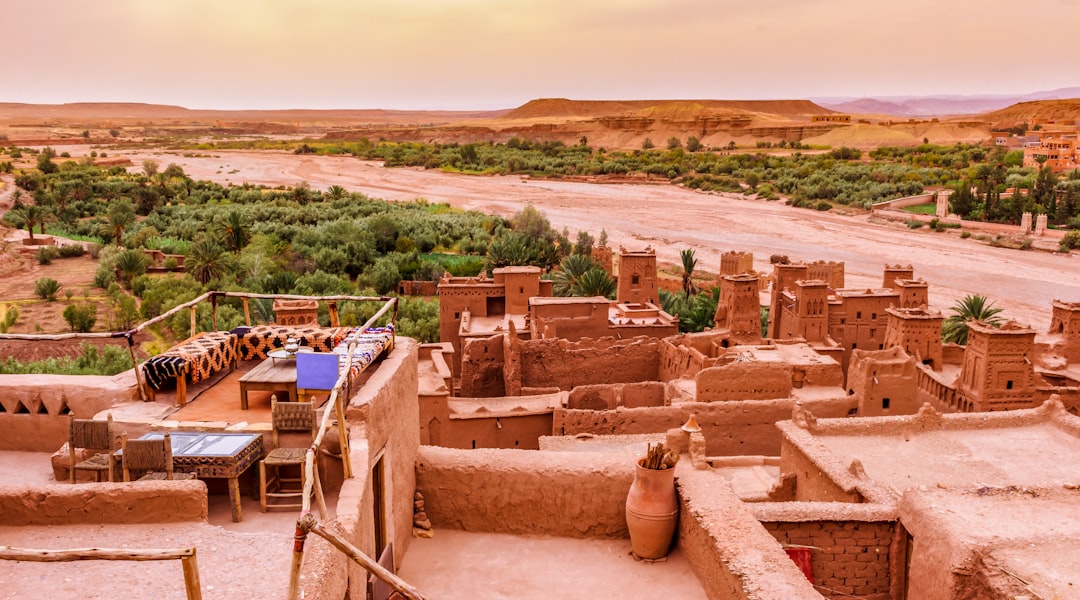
[902,204,937,215]
[942,294,1003,345]
[34,277,62,301]
[0,342,133,376]
[174,138,1080,219]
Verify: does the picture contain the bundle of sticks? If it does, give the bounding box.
[641,442,680,470]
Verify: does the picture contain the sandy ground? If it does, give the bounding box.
[97,147,1080,331]
[398,529,706,600]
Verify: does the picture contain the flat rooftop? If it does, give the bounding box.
[398,530,706,600]
[816,422,1080,490]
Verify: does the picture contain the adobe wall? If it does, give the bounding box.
[520,336,660,390]
[444,413,553,450]
[697,361,792,401]
[676,468,824,600]
[458,334,505,397]
[0,372,141,451]
[299,338,420,600]
[760,519,895,599]
[779,434,864,503]
[566,382,668,410]
[556,396,856,457]
[415,445,633,538]
[0,481,208,525]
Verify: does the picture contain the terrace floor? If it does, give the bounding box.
[398,529,707,600]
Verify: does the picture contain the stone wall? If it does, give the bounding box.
[761,520,894,599]
[415,445,633,538]
[677,468,824,600]
[0,372,141,451]
[520,336,660,390]
[556,396,856,457]
[0,481,208,525]
[298,338,420,600]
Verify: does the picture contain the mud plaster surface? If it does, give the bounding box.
[97,148,1080,331]
[0,522,292,599]
[817,423,1080,490]
[397,529,706,600]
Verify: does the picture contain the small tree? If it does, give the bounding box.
[686,136,702,152]
[667,137,683,150]
[63,304,97,333]
[641,137,655,150]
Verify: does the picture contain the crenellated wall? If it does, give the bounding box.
[0,372,141,451]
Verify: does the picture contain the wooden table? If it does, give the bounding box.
[238,356,299,409]
[138,431,263,523]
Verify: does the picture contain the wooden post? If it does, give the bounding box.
[242,298,251,326]
[335,391,352,480]
[125,334,148,402]
[0,546,203,600]
[310,522,430,600]
[189,306,197,338]
[210,294,219,332]
[287,513,315,600]
[328,301,339,327]
[180,550,203,600]
[312,458,327,520]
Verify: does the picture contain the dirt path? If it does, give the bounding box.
[42,148,1080,329]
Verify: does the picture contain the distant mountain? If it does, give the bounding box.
[814,87,1080,117]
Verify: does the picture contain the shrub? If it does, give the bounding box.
[906,220,925,229]
[58,244,86,258]
[1060,231,1080,251]
[62,303,97,332]
[960,231,972,239]
[34,277,62,301]
[0,304,18,333]
[93,269,116,289]
[0,342,132,376]
[814,201,832,211]
[1020,238,1033,250]
[35,246,60,264]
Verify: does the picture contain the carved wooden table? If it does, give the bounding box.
[138,431,263,523]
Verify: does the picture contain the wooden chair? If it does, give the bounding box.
[121,432,198,482]
[260,397,318,512]
[68,414,115,483]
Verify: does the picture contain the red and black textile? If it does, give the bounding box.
[142,331,238,389]
[235,326,346,361]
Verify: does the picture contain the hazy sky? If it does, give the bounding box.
[4,0,1078,110]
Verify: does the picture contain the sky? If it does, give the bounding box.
[4,0,1079,111]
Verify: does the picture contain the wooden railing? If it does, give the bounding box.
[0,546,203,600]
[283,297,428,600]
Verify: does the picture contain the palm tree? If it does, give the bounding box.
[680,248,699,296]
[107,199,136,246]
[325,185,348,202]
[552,254,599,296]
[577,268,616,299]
[187,239,231,285]
[13,203,49,240]
[221,210,251,253]
[114,250,148,287]
[942,294,1004,345]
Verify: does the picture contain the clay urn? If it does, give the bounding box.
[625,444,680,560]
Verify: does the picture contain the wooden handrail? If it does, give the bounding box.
[0,546,202,600]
